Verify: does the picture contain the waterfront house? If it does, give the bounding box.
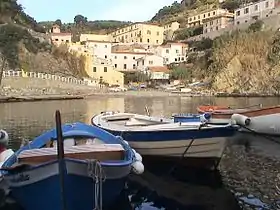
[136,55,165,72]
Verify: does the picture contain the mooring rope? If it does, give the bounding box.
[87,159,106,210]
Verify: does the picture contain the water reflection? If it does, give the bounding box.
[0,96,280,209]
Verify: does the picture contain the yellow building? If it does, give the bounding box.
[187,8,232,27]
[203,13,234,33]
[110,23,164,45]
[163,21,180,40]
[85,56,124,87]
[80,34,112,42]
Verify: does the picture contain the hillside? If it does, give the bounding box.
[0,0,88,85]
[39,17,131,34]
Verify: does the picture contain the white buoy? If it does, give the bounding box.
[231,114,251,126]
[134,152,143,162]
[0,130,9,146]
[132,161,144,174]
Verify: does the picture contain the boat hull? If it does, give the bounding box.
[206,106,280,119]
[5,160,131,210]
[94,126,236,170]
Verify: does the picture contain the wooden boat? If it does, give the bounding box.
[92,111,238,170]
[1,121,144,210]
[197,105,231,114]
[198,105,280,119]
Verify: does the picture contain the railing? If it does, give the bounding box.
[2,70,91,86]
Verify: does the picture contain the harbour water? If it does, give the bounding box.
[1,95,280,210]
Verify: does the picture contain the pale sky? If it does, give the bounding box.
[18,0,177,23]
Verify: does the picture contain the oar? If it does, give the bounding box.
[55,110,67,210]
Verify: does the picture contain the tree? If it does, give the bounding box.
[74,15,87,25]
[221,0,241,12]
[54,19,62,27]
[248,20,264,32]
[170,65,192,81]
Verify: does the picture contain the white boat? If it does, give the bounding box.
[92,112,238,170]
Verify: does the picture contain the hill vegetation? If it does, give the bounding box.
[183,20,280,94]
[40,16,130,34]
[0,0,88,85]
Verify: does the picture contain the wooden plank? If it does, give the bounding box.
[17,144,125,165]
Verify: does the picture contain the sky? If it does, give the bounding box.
[18,0,177,23]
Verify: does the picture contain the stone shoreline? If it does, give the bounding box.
[0,95,84,103]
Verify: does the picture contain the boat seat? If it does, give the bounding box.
[125,118,148,126]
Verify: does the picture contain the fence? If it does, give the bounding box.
[2,70,91,86]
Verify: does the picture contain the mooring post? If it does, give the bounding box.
[55,110,67,210]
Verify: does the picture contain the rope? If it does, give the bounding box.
[87,159,106,210]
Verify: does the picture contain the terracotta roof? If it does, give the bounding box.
[51,33,72,36]
[112,51,153,55]
[149,66,170,73]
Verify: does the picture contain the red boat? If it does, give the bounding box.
[197,105,280,119]
[197,105,230,114]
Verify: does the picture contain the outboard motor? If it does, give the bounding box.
[0,130,14,167]
[0,130,8,148]
[200,113,211,123]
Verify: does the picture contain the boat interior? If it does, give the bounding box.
[97,113,208,131]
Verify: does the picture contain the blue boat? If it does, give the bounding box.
[1,122,144,210]
[92,112,238,170]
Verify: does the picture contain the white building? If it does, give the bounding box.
[156,42,188,65]
[148,66,170,81]
[86,40,112,60]
[136,55,165,72]
[234,0,275,25]
[111,51,152,72]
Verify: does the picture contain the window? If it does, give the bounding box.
[124,64,127,69]
[94,44,97,47]
[147,30,151,35]
[140,38,142,42]
[147,39,150,43]
[104,67,107,72]
[124,56,127,59]
[105,55,107,59]
[244,8,249,14]
[156,40,159,44]
[237,21,240,24]
[157,31,160,35]
[236,11,240,16]
[194,16,196,20]
[208,13,210,17]
[55,39,58,41]
[175,58,177,62]
[142,60,144,65]
[216,26,219,30]
[166,49,169,53]
[149,61,153,65]
[93,67,97,72]
[133,64,136,69]
[66,40,69,43]
[189,18,192,21]
[133,57,135,60]
[265,1,269,7]
[213,11,216,15]
[255,5,258,10]
[105,45,107,48]
[114,56,117,59]
[203,14,206,18]
[198,15,200,19]
[166,58,169,62]
[176,49,179,53]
